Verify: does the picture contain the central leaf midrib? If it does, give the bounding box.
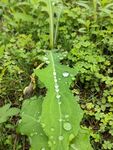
[50,51,63,141]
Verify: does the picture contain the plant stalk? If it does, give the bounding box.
[48,0,54,49]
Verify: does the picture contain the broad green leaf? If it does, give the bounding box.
[17,96,49,150]
[34,51,84,150]
[0,104,19,123]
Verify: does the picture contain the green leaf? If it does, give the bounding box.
[34,51,84,150]
[108,96,113,102]
[18,51,92,150]
[17,96,49,150]
[0,104,20,124]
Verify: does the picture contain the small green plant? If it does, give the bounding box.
[102,141,113,150]
[38,0,63,49]
[0,104,19,124]
[1,0,113,149]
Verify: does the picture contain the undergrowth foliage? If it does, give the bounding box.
[0,0,113,150]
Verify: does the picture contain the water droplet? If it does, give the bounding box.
[72,77,75,81]
[58,135,64,141]
[55,88,59,93]
[52,2,55,5]
[59,119,62,122]
[54,78,57,83]
[51,128,55,131]
[54,75,57,79]
[63,122,72,131]
[56,94,61,99]
[55,84,59,89]
[42,123,45,128]
[53,72,56,76]
[65,114,69,118]
[30,133,34,137]
[58,101,61,105]
[62,72,69,77]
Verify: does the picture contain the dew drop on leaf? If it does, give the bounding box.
[52,2,55,5]
[55,88,59,93]
[55,84,59,89]
[72,77,75,81]
[62,72,69,77]
[41,147,46,150]
[63,122,72,131]
[59,118,62,122]
[42,123,45,127]
[54,76,57,80]
[51,128,55,131]
[58,101,61,105]
[58,135,64,141]
[30,133,34,137]
[54,78,57,83]
[53,71,56,76]
[65,114,69,118]
[56,94,61,99]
